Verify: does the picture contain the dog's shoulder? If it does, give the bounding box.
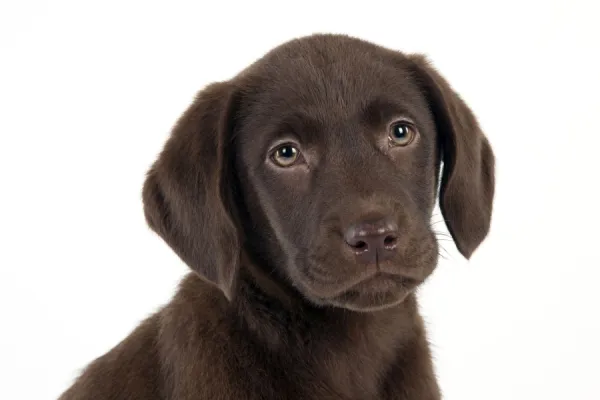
[59,274,234,400]
[158,272,235,352]
[157,273,246,399]
[59,313,162,400]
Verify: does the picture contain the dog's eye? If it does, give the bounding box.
[389,122,416,146]
[271,144,300,167]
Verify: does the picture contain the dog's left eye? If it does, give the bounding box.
[389,122,416,146]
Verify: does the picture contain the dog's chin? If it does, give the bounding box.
[307,274,419,312]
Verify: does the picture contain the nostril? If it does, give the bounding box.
[353,240,368,251]
[383,235,398,248]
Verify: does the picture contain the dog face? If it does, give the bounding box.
[143,34,495,312]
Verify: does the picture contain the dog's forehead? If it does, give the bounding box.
[240,35,423,116]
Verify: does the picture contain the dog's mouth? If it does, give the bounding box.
[299,266,421,311]
[325,273,418,312]
[296,237,437,311]
[347,272,416,294]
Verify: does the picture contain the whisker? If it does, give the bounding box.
[434,231,452,237]
[437,242,453,261]
[433,232,452,240]
[429,220,445,227]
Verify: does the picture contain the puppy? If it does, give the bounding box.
[59,34,495,400]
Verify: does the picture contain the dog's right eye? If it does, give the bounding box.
[389,121,417,147]
[271,144,300,167]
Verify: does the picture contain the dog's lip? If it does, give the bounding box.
[304,268,418,299]
[347,272,414,293]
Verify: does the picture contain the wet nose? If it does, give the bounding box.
[343,217,399,264]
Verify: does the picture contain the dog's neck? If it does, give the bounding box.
[231,254,424,397]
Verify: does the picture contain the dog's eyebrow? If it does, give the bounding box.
[273,113,323,143]
[361,97,416,127]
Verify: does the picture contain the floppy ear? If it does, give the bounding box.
[142,81,240,299]
[408,55,495,259]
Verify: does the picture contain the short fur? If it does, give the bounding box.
[59,34,495,400]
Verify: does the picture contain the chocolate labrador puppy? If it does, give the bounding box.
[59,34,494,399]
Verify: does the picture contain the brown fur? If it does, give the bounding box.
[59,34,495,400]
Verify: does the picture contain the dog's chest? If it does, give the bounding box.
[240,341,396,400]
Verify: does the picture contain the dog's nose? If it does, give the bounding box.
[343,217,399,264]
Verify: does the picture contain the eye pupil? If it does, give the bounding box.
[278,146,296,158]
[393,125,408,138]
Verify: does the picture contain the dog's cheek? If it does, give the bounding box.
[403,229,439,281]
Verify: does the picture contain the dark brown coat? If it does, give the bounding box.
[59,34,495,400]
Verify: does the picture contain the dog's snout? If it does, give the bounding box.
[344,217,399,264]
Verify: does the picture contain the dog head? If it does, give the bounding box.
[143,34,495,312]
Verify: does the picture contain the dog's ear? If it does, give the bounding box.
[142,81,240,299]
[408,55,495,259]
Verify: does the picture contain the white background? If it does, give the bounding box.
[1,1,599,399]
